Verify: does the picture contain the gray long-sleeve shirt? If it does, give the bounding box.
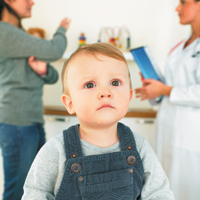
[22,131,175,200]
[0,22,67,126]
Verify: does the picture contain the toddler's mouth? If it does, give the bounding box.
[97,104,114,110]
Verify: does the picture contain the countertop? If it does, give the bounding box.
[44,106,157,118]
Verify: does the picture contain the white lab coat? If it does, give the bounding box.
[152,37,200,200]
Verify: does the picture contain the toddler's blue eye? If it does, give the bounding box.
[85,83,95,88]
[111,80,120,86]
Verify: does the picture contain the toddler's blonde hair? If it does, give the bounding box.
[62,43,132,94]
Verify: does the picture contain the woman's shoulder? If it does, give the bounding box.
[0,21,19,31]
[0,21,24,39]
[168,40,185,56]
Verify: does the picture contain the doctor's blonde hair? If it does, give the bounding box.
[61,43,132,94]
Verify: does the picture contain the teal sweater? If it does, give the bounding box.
[0,22,67,126]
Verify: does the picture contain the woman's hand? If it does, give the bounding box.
[28,56,47,76]
[59,17,71,30]
[135,79,172,100]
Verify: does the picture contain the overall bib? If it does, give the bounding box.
[55,122,144,200]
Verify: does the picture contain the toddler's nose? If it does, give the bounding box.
[98,90,113,99]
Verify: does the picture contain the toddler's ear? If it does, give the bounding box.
[129,89,133,102]
[61,94,75,114]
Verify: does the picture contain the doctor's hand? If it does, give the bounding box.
[135,79,172,101]
[28,56,48,76]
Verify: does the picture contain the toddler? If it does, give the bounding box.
[22,43,175,200]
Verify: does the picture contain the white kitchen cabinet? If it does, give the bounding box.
[119,117,155,144]
[44,115,155,144]
[44,115,79,141]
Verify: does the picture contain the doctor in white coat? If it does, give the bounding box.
[135,0,200,200]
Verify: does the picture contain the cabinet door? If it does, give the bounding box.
[44,115,79,140]
[119,117,155,144]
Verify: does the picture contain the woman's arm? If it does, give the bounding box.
[28,56,48,75]
[135,77,200,108]
[0,18,70,62]
[42,64,59,84]
[164,57,200,107]
[169,84,200,107]
[28,56,58,84]
[135,79,172,100]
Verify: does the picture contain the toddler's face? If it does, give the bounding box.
[62,53,133,128]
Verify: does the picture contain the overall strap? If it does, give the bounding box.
[118,122,144,179]
[63,124,83,160]
[117,122,137,152]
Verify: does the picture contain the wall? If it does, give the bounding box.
[22,0,191,109]
[0,3,192,195]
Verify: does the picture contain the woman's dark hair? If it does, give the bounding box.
[0,0,4,19]
[0,0,23,29]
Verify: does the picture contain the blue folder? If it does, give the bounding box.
[130,46,162,81]
[130,46,164,106]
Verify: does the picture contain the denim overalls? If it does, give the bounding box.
[55,122,144,200]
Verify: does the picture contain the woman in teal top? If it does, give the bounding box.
[0,0,71,199]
